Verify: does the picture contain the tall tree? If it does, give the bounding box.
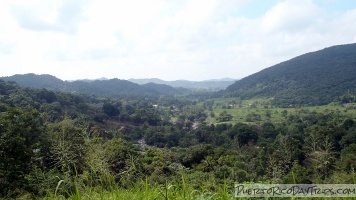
[0,108,43,197]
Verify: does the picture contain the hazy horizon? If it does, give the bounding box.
[2,73,238,82]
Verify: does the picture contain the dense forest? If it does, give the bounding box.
[225,43,356,107]
[0,77,355,198]
[0,74,165,97]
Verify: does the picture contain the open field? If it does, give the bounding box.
[203,98,356,124]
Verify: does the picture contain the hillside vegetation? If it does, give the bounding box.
[226,43,356,106]
[0,78,355,199]
[0,74,183,97]
[1,44,356,199]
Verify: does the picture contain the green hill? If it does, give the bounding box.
[142,82,188,94]
[0,73,65,91]
[225,43,356,106]
[68,78,159,97]
[0,74,180,97]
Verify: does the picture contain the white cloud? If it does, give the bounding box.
[0,0,355,80]
[217,0,356,77]
[261,0,322,34]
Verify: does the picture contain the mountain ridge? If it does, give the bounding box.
[0,74,237,95]
[0,74,162,97]
[225,43,356,106]
[128,78,236,90]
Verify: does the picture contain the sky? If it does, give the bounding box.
[1,0,356,81]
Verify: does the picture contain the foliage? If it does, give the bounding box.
[216,110,233,122]
[46,120,87,173]
[225,43,356,106]
[0,107,43,197]
[0,74,183,98]
[0,78,355,198]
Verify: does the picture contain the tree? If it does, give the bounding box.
[0,108,43,197]
[46,120,86,174]
[339,143,356,171]
[103,102,120,117]
[245,112,261,122]
[305,136,336,182]
[343,119,354,130]
[261,122,278,139]
[104,138,140,186]
[283,160,311,184]
[235,124,258,146]
[217,110,233,122]
[281,110,288,118]
[36,89,57,103]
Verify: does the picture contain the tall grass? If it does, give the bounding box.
[42,172,236,200]
[38,175,356,200]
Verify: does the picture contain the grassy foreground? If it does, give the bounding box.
[37,184,356,200]
[33,177,232,200]
[20,176,356,200]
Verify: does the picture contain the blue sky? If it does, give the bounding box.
[316,0,356,11]
[238,0,281,18]
[242,0,356,18]
[0,0,356,81]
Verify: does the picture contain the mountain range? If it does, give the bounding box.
[0,74,235,97]
[1,43,355,105]
[128,78,236,90]
[0,74,178,97]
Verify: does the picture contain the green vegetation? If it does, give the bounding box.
[1,44,356,199]
[0,79,355,199]
[225,43,356,106]
[205,97,356,124]
[0,74,175,97]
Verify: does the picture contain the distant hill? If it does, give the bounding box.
[129,78,236,90]
[205,78,236,82]
[0,74,179,97]
[0,73,234,97]
[128,78,167,85]
[68,79,159,97]
[225,43,356,106]
[67,77,109,82]
[1,73,65,91]
[142,82,188,95]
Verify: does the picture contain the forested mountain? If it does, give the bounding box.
[0,73,65,90]
[225,43,356,106]
[142,82,188,94]
[0,74,181,97]
[68,79,159,97]
[129,78,236,90]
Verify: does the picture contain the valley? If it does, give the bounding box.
[0,44,355,199]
